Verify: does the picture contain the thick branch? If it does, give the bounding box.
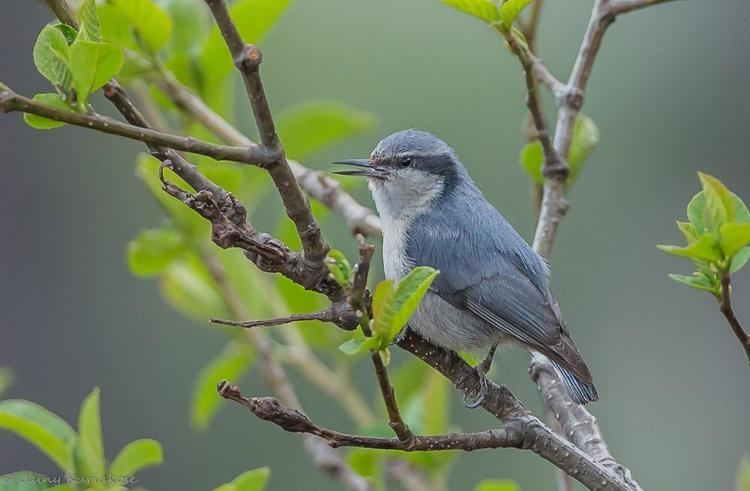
[0,89,274,166]
[218,382,630,491]
[719,272,750,365]
[158,76,382,237]
[204,0,330,266]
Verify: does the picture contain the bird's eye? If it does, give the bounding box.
[400,157,412,168]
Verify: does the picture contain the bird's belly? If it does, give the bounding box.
[408,292,500,354]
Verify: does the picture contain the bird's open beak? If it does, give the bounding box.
[332,159,388,179]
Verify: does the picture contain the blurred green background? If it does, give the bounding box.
[2,0,749,489]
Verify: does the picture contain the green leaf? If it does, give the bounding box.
[371,280,396,344]
[657,234,720,263]
[0,472,54,491]
[33,25,74,94]
[162,0,212,56]
[276,101,375,160]
[0,367,12,397]
[519,140,543,185]
[200,0,293,92]
[733,193,750,223]
[23,93,74,130]
[161,255,228,320]
[78,0,102,42]
[568,115,599,181]
[347,449,384,490]
[731,247,750,273]
[108,0,173,53]
[390,267,438,340]
[737,455,750,491]
[69,41,124,105]
[0,399,77,472]
[675,221,698,245]
[667,273,718,294]
[325,249,353,287]
[54,24,78,45]
[212,467,271,491]
[720,223,750,259]
[500,0,532,29]
[127,227,187,277]
[697,172,734,234]
[442,0,501,23]
[75,388,105,479]
[191,342,254,431]
[110,439,163,477]
[475,479,521,491]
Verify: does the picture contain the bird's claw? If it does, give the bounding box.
[463,365,489,409]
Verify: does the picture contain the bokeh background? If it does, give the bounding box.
[2,0,750,489]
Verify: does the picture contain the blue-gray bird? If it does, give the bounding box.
[334,129,598,406]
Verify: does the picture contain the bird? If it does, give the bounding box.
[334,129,598,406]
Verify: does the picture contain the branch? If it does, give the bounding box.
[204,0,330,266]
[719,272,750,365]
[0,88,274,166]
[210,303,359,330]
[158,75,383,238]
[217,381,630,491]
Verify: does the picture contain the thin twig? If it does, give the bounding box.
[351,236,415,444]
[0,89,274,166]
[210,303,358,330]
[158,75,383,237]
[719,272,750,365]
[204,0,330,266]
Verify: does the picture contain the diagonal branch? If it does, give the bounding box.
[158,75,383,238]
[0,89,274,166]
[719,272,750,365]
[204,0,330,267]
[210,302,359,330]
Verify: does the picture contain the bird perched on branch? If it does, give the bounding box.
[334,129,597,406]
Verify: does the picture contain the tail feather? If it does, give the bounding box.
[552,362,599,405]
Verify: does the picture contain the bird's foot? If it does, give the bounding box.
[462,344,497,409]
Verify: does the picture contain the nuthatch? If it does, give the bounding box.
[335,129,597,406]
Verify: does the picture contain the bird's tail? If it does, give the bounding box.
[552,362,599,405]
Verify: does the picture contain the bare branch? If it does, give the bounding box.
[217,381,634,491]
[719,272,750,365]
[210,303,359,330]
[204,0,330,266]
[0,89,274,166]
[158,76,382,237]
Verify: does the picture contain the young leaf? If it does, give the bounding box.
[127,227,187,277]
[697,172,733,234]
[325,249,353,287]
[371,280,396,344]
[276,101,375,160]
[0,400,77,472]
[442,0,501,23]
[69,41,124,105]
[54,24,78,45]
[390,267,438,340]
[568,115,599,181]
[191,343,254,431]
[33,25,74,94]
[667,273,718,294]
[212,467,271,491]
[720,223,750,259]
[338,336,379,355]
[519,141,543,185]
[675,221,698,244]
[108,0,173,53]
[78,0,102,42]
[160,254,228,320]
[500,0,533,29]
[110,439,163,477]
[657,233,720,263]
[23,93,73,130]
[737,455,750,491]
[475,479,521,491]
[731,247,750,273]
[161,0,212,56]
[733,193,750,223]
[75,387,105,478]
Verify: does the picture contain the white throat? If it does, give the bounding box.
[369,170,444,280]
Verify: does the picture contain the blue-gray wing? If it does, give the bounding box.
[407,189,593,383]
